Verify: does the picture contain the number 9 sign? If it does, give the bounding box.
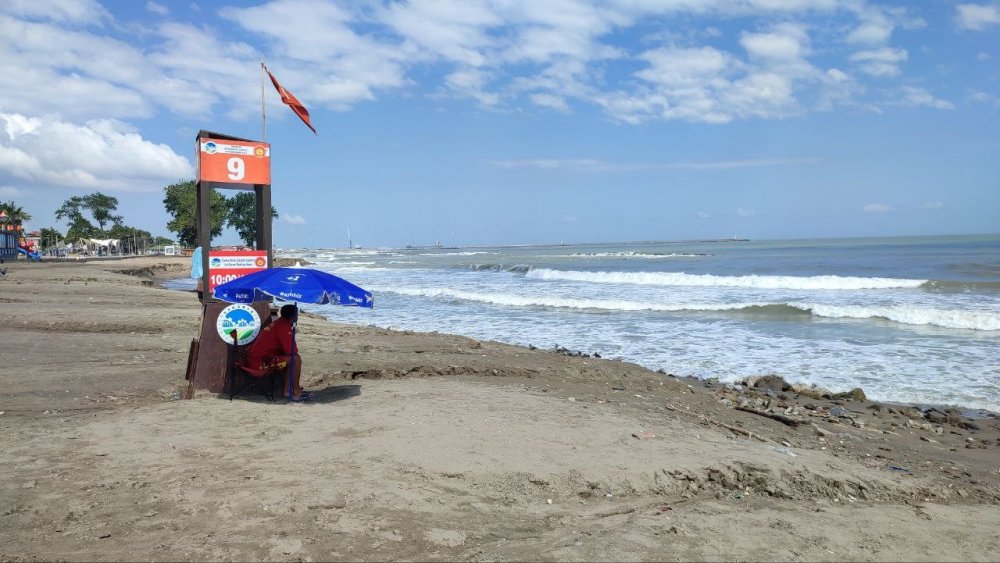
[197,138,270,185]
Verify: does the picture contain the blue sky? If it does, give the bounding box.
[1,0,998,248]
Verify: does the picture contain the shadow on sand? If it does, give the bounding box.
[220,384,361,405]
[305,384,361,404]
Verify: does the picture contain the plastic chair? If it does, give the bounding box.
[226,333,280,401]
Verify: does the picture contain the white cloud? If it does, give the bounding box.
[146,1,168,16]
[897,86,954,110]
[221,1,408,110]
[379,0,499,67]
[0,112,193,191]
[445,68,501,106]
[697,211,710,218]
[615,45,738,123]
[969,89,1000,107]
[0,186,21,197]
[740,25,808,60]
[612,21,819,124]
[0,16,155,120]
[956,3,1000,30]
[850,47,908,77]
[977,52,991,61]
[529,93,570,112]
[863,203,893,213]
[0,0,972,132]
[845,8,894,45]
[920,201,944,209]
[283,214,307,225]
[737,208,756,217]
[1,0,109,24]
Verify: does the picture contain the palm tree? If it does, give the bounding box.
[0,201,32,225]
[0,201,31,232]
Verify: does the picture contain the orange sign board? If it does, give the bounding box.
[197,139,270,185]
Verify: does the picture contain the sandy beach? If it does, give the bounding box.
[1,256,999,562]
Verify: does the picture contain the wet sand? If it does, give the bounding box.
[1,257,998,561]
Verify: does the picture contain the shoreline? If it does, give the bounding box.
[155,264,998,417]
[2,256,998,561]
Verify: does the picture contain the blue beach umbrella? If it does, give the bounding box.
[214,266,373,400]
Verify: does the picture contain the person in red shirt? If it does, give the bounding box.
[247,304,308,400]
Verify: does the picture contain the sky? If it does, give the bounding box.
[1,0,998,249]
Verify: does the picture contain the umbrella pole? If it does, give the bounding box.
[287,303,298,401]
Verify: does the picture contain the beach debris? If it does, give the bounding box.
[788,383,834,400]
[546,498,553,504]
[888,465,912,473]
[906,419,936,432]
[829,406,857,419]
[632,431,656,440]
[553,344,593,358]
[735,406,804,427]
[766,445,798,457]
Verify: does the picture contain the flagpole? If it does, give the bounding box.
[260,57,267,142]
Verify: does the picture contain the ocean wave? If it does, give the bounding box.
[470,263,531,273]
[375,287,998,330]
[923,280,1000,292]
[418,251,498,256]
[567,251,707,258]
[525,269,927,290]
[380,287,752,312]
[802,304,1000,331]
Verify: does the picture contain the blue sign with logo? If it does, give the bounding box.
[215,303,261,345]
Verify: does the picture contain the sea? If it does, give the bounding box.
[169,234,1000,412]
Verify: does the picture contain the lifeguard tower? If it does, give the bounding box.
[184,130,274,396]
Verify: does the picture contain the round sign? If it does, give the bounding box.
[216,303,262,345]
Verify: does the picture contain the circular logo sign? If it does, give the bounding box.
[204,141,217,154]
[216,304,261,345]
[254,146,265,157]
[255,256,266,267]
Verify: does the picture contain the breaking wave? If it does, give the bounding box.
[525,269,927,290]
[470,263,531,273]
[376,287,999,331]
[567,251,707,258]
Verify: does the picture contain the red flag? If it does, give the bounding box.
[264,65,317,134]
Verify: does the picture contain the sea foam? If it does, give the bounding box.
[803,304,1000,331]
[525,269,927,290]
[375,287,999,331]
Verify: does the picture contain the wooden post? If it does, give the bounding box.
[255,183,273,266]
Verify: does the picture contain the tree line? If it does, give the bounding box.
[162,180,277,248]
[2,179,278,252]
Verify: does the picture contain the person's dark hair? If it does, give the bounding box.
[280,304,296,320]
